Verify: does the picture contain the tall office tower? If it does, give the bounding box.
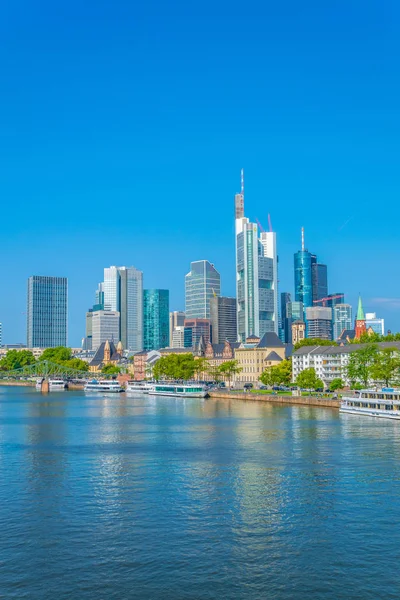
[91,310,120,350]
[169,310,185,345]
[286,300,304,343]
[27,276,68,348]
[84,310,93,350]
[305,306,333,340]
[366,312,385,335]
[185,260,221,319]
[333,304,353,340]
[312,263,328,302]
[184,318,211,348]
[94,283,104,310]
[280,292,291,343]
[143,289,169,350]
[103,266,143,351]
[294,228,315,311]
[172,326,185,348]
[235,172,278,341]
[210,296,237,343]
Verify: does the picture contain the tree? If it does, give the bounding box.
[369,347,400,387]
[344,344,378,387]
[101,364,121,375]
[41,347,72,363]
[193,357,210,380]
[294,338,337,351]
[259,359,292,387]
[295,367,324,391]
[64,358,89,372]
[152,353,197,381]
[0,349,36,371]
[218,360,242,387]
[329,378,344,391]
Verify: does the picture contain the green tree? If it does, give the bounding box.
[152,353,197,381]
[369,347,400,387]
[0,349,36,371]
[218,360,242,387]
[294,338,337,351]
[101,364,121,375]
[64,358,89,372]
[329,378,344,391]
[193,357,210,380]
[295,367,324,391]
[259,359,292,387]
[344,344,378,387]
[41,347,72,363]
[349,332,382,344]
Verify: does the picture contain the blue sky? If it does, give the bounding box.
[1,0,399,345]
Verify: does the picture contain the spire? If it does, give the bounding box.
[301,227,305,252]
[356,295,365,321]
[241,168,244,196]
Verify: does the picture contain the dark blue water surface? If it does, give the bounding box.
[0,387,399,599]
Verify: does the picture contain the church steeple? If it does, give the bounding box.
[355,295,366,339]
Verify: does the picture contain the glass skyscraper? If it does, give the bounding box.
[210,296,237,343]
[312,263,328,302]
[27,276,68,348]
[143,289,169,350]
[103,266,143,351]
[185,260,220,319]
[294,250,314,310]
[333,304,353,339]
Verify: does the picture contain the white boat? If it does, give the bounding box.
[340,388,400,419]
[35,378,44,390]
[125,381,152,394]
[147,383,208,398]
[84,379,123,393]
[35,378,67,391]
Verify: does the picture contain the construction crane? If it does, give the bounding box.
[313,294,344,307]
[256,218,265,232]
[256,215,274,233]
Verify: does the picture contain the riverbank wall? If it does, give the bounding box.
[209,391,340,409]
[0,380,34,387]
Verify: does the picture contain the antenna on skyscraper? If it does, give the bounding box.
[240,168,244,196]
[301,227,305,251]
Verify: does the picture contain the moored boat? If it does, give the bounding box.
[125,381,152,394]
[84,379,123,393]
[147,383,208,398]
[340,388,400,419]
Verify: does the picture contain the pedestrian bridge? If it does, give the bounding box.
[0,360,91,380]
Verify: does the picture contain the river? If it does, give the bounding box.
[0,386,399,599]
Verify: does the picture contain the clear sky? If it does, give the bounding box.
[1,0,399,346]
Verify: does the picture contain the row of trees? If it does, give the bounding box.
[345,345,400,387]
[152,354,242,385]
[0,347,89,372]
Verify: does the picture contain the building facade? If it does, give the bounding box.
[172,326,185,348]
[294,228,315,312]
[280,292,291,343]
[103,266,143,351]
[366,312,385,336]
[185,260,220,319]
[292,320,306,345]
[234,333,286,384]
[210,296,237,343]
[143,289,169,351]
[333,304,353,340]
[305,306,333,340]
[27,276,68,348]
[184,318,211,348]
[91,310,120,350]
[312,263,328,302]
[169,311,185,346]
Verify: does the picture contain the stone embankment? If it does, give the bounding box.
[0,380,34,387]
[209,390,340,408]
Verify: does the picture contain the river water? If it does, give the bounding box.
[0,386,399,599]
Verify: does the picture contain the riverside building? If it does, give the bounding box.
[27,276,68,348]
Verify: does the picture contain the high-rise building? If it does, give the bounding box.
[172,326,185,348]
[0,322,2,347]
[280,292,291,343]
[333,304,353,340]
[366,312,385,336]
[185,260,221,319]
[184,318,211,349]
[143,289,169,351]
[235,172,278,341]
[210,296,237,343]
[294,229,315,311]
[169,311,185,345]
[103,266,143,351]
[305,306,333,340]
[91,310,120,350]
[312,263,328,302]
[286,301,304,343]
[27,276,68,348]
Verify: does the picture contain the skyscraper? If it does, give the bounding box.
[185,260,220,319]
[294,228,314,311]
[91,310,120,350]
[143,289,169,350]
[312,263,328,302]
[235,172,278,341]
[169,310,185,345]
[103,266,143,351]
[333,304,353,340]
[184,318,211,349]
[366,312,385,335]
[27,276,68,348]
[280,292,291,343]
[305,306,333,340]
[210,296,237,343]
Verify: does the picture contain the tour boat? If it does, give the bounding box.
[35,378,68,391]
[84,379,123,393]
[340,388,400,420]
[147,383,208,398]
[125,381,152,394]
